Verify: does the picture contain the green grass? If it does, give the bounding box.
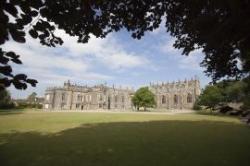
[0,110,250,166]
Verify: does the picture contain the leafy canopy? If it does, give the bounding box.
[197,79,249,110]
[132,87,156,110]
[1,0,250,90]
[198,85,224,110]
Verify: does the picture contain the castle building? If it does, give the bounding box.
[43,81,134,110]
[149,78,200,109]
[43,78,200,110]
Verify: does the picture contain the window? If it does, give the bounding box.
[62,93,66,101]
[187,93,192,103]
[76,104,80,109]
[174,95,178,104]
[77,95,82,102]
[162,95,166,104]
[61,103,66,109]
[121,96,125,103]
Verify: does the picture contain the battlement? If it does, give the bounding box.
[149,77,200,88]
[45,81,134,93]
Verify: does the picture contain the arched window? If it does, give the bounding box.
[77,94,82,102]
[174,95,178,104]
[62,93,66,101]
[162,95,166,104]
[187,93,192,103]
[121,96,125,103]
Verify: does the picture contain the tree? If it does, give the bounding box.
[0,88,14,109]
[1,0,250,89]
[132,87,156,111]
[224,81,247,102]
[198,85,224,110]
[197,79,250,111]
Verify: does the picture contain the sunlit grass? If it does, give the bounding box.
[0,109,241,133]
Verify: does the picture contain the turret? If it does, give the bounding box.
[64,80,71,89]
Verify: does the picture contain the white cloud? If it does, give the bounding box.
[55,30,149,69]
[159,37,204,71]
[178,55,202,71]
[2,29,150,98]
[160,38,179,54]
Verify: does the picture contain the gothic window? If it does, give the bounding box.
[121,96,125,103]
[108,96,111,109]
[62,93,66,101]
[187,93,192,103]
[174,95,178,104]
[162,95,166,104]
[100,95,103,101]
[77,95,82,102]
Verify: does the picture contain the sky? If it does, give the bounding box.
[2,24,211,99]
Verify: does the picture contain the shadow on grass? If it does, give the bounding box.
[0,121,250,166]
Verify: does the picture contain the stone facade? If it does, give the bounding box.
[149,78,200,109]
[43,81,134,110]
[43,78,200,110]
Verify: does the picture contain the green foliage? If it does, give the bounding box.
[224,81,247,102]
[0,88,14,109]
[193,100,202,110]
[132,87,156,111]
[242,77,250,109]
[16,102,42,109]
[197,79,250,110]
[198,85,224,110]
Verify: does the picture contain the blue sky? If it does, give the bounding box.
[3,26,211,99]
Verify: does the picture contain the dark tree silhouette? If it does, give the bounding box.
[1,0,250,90]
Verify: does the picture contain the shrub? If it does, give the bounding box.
[193,101,202,110]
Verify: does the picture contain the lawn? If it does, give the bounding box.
[0,110,249,166]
